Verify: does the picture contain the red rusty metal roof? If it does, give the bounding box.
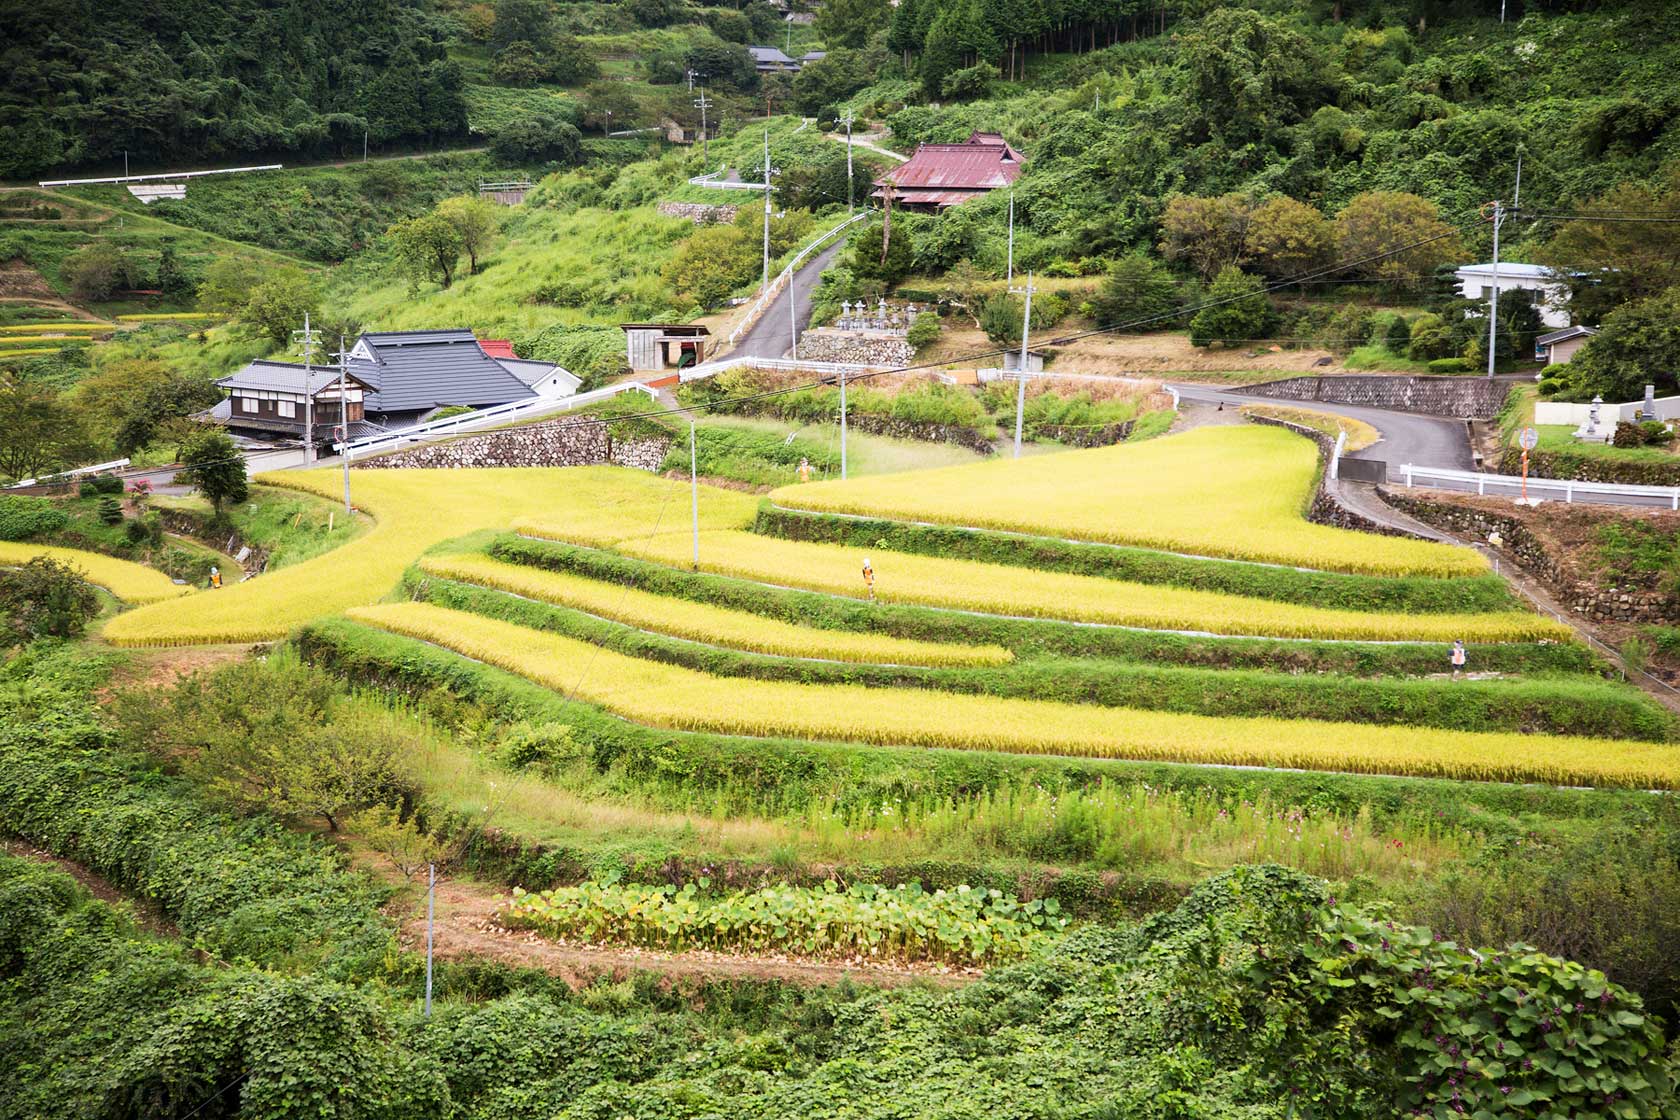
[477,339,516,359]
[876,143,1022,193]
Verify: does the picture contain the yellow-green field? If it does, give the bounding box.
[769,425,1483,577]
[0,542,191,604]
[551,528,1566,643]
[420,553,1013,667]
[101,467,757,646]
[347,602,1677,789]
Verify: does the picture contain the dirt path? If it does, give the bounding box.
[2,839,179,937]
[360,852,976,989]
[824,131,909,163]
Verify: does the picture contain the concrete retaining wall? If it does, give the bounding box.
[1240,375,1512,419]
[352,421,670,472]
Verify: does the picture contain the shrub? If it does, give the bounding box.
[1613,420,1646,448]
[1405,311,1453,360]
[1189,267,1271,348]
[1427,357,1473,373]
[1384,313,1411,353]
[0,557,100,642]
[905,312,941,352]
[0,495,68,541]
[96,496,123,525]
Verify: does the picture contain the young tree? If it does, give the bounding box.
[0,557,99,644]
[816,0,893,48]
[156,243,191,297]
[387,212,466,289]
[662,225,756,309]
[491,0,551,51]
[548,34,599,86]
[1244,196,1333,280]
[197,256,264,317]
[1384,314,1412,355]
[489,115,582,163]
[1405,312,1453,361]
[979,290,1065,348]
[1558,285,1680,400]
[1190,266,1272,347]
[1333,191,1461,286]
[0,384,93,481]
[243,265,320,345]
[63,241,127,302]
[1090,254,1182,330]
[1538,168,1680,323]
[177,428,248,510]
[1160,194,1256,281]
[435,196,500,276]
[492,40,548,86]
[461,3,495,41]
[846,219,914,294]
[941,62,997,101]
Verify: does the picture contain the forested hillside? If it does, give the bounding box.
[0,0,469,178]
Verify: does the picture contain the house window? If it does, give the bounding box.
[278,400,296,418]
[240,396,258,413]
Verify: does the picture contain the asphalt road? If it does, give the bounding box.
[733,241,846,360]
[1170,383,1476,472]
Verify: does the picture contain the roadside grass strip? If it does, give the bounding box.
[768,425,1484,577]
[0,542,189,604]
[418,552,1013,667]
[103,466,758,646]
[548,528,1571,643]
[345,602,1678,788]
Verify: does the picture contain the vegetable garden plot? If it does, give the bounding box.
[347,602,1678,789]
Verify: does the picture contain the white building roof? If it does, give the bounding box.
[1455,262,1556,279]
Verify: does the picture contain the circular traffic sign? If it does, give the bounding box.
[1518,426,1539,451]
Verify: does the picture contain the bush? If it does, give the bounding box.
[1613,420,1646,448]
[905,312,941,352]
[1384,313,1411,353]
[1427,357,1472,373]
[0,495,68,541]
[0,557,101,641]
[96,496,123,525]
[1405,312,1453,360]
[489,115,582,165]
[1189,267,1271,348]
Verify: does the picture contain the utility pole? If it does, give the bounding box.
[689,417,700,568]
[1006,190,1015,286]
[761,128,773,294]
[335,334,352,513]
[293,313,321,466]
[363,130,368,162]
[1011,272,1036,458]
[789,256,799,359]
[839,369,848,480]
[604,109,612,137]
[881,180,893,264]
[840,112,855,214]
[1485,200,1503,380]
[424,863,434,1018]
[693,89,712,164]
[123,149,129,178]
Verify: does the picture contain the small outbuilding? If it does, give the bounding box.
[621,323,711,372]
[1535,325,1597,364]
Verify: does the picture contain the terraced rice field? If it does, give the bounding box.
[768,425,1482,577]
[347,602,1679,789]
[0,542,190,604]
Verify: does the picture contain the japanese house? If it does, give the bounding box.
[872,131,1024,211]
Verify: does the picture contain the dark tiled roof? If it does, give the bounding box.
[217,360,367,395]
[749,46,794,63]
[352,333,538,414]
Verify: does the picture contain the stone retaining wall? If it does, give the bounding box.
[796,330,914,367]
[352,421,670,472]
[1240,375,1511,419]
[1379,490,1676,624]
[847,412,996,454]
[656,201,739,225]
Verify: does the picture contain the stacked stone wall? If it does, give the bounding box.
[1240,375,1511,419]
[656,201,739,225]
[795,330,914,367]
[353,422,671,472]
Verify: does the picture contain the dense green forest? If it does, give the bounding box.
[0,0,469,177]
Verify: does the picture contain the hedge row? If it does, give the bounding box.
[1499,446,1680,486]
[753,503,1519,615]
[487,534,1606,678]
[413,573,1672,741]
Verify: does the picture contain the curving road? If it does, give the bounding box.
[1170,383,1475,471]
[732,240,847,360]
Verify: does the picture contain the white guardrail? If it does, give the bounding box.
[6,457,131,489]
[331,382,658,457]
[724,209,871,351]
[1399,464,1680,509]
[39,164,282,188]
[685,166,770,191]
[679,355,886,384]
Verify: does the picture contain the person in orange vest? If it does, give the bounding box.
[797,456,812,483]
[861,556,875,601]
[209,565,222,589]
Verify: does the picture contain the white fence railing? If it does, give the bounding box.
[6,457,132,490]
[332,383,658,457]
[39,164,282,188]
[724,209,871,351]
[686,166,770,190]
[1398,464,1680,509]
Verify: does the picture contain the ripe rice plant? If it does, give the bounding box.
[419,553,1012,667]
[0,323,107,333]
[114,312,220,322]
[102,466,756,646]
[576,529,1569,643]
[346,603,1680,788]
[767,425,1485,577]
[503,879,1067,965]
[0,541,189,605]
[0,348,59,360]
